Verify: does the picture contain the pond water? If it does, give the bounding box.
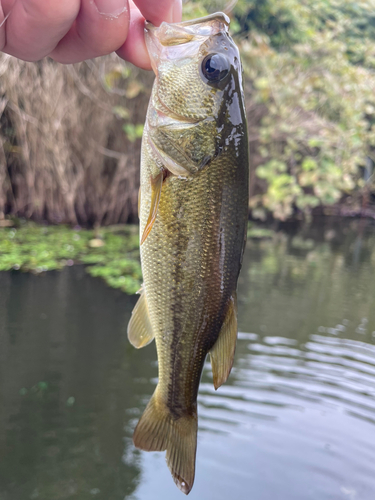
[1,217,375,500]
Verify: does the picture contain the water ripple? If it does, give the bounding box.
[193,323,375,499]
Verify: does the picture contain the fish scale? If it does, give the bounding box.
[127,12,249,495]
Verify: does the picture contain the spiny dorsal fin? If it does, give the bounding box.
[140,171,164,245]
[133,388,197,495]
[209,293,238,390]
[127,290,154,348]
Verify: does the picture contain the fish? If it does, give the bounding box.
[127,12,249,495]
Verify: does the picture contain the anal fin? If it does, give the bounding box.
[140,171,163,245]
[209,294,238,390]
[127,290,154,348]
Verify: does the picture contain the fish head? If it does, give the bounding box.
[145,13,246,176]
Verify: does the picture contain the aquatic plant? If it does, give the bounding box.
[0,223,142,294]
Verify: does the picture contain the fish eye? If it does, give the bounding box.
[201,53,230,83]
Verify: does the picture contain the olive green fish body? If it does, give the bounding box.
[127,12,249,495]
[141,134,248,408]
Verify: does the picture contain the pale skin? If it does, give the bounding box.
[0,0,182,69]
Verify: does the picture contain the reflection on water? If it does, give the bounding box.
[1,217,375,500]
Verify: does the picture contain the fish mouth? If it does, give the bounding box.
[145,12,230,74]
[177,12,230,29]
[145,12,229,45]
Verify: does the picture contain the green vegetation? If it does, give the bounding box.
[0,223,142,294]
[186,0,375,220]
[247,224,275,238]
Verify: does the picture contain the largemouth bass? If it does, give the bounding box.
[127,12,249,495]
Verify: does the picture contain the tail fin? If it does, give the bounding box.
[133,388,197,495]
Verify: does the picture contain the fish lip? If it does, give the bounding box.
[145,12,230,33]
[175,12,230,29]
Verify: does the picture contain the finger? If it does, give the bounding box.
[1,0,80,61]
[133,0,181,26]
[116,0,182,70]
[116,2,150,70]
[50,0,129,64]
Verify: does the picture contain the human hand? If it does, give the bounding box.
[0,0,182,70]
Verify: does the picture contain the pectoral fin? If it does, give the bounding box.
[127,290,155,348]
[209,294,238,390]
[140,171,164,245]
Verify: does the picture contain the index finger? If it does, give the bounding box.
[133,0,181,26]
[115,0,181,69]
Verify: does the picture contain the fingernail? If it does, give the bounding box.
[93,0,128,17]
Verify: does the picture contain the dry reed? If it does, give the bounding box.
[0,54,153,226]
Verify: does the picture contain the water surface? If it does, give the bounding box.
[1,217,375,500]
